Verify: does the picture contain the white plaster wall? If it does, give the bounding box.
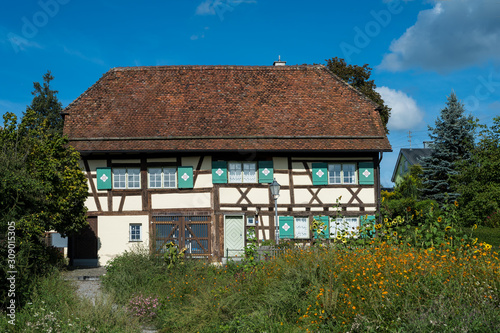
[112,196,121,211]
[97,215,149,265]
[295,189,312,205]
[152,192,211,209]
[358,188,375,204]
[122,196,142,211]
[195,174,212,189]
[258,215,269,227]
[220,188,241,204]
[274,173,289,186]
[246,188,271,205]
[293,175,312,186]
[277,189,291,205]
[317,188,351,205]
[85,197,98,212]
[98,197,108,211]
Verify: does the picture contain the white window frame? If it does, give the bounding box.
[129,224,142,242]
[113,167,141,189]
[331,217,360,238]
[328,163,357,184]
[148,167,176,189]
[228,162,257,183]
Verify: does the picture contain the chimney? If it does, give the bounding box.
[273,55,286,66]
[423,141,433,149]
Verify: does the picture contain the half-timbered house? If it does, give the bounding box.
[63,64,392,266]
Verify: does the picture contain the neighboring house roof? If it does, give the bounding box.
[391,148,432,183]
[63,65,392,153]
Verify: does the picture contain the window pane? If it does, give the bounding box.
[343,164,356,184]
[242,163,256,183]
[163,168,176,188]
[113,168,126,189]
[345,218,359,237]
[294,217,309,239]
[149,168,162,188]
[130,224,141,241]
[128,168,141,188]
[330,217,345,237]
[329,164,341,184]
[228,163,242,183]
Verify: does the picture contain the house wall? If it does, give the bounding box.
[76,153,380,264]
[97,215,149,265]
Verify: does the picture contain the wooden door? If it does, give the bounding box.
[224,216,245,258]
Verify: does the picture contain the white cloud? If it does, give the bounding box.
[376,86,424,131]
[195,0,256,16]
[379,0,500,72]
[63,46,105,66]
[196,0,216,15]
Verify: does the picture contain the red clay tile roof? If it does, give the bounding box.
[63,65,391,153]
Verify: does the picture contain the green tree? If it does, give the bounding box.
[453,117,500,227]
[394,164,424,200]
[421,92,475,205]
[25,71,64,135]
[325,57,391,133]
[0,74,88,309]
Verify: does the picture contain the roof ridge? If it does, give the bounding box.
[110,64,325,72]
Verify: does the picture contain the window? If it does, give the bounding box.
[328,163,356,184]
[130,224,142,241]
[148,167,176,188]
[330,217,359,238]
[228,162,257,183]
[113,167,141,189]
[294,217,309,239]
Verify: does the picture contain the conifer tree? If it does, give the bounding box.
[25,71,64,135]
[421,92,474,204]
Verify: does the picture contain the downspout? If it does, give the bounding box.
[377,152,384,223]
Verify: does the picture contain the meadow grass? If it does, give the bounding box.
[102,243,500,332]
[473,226,500,247]
[0,270,142,333]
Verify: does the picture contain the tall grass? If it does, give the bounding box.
[0,271,142,332]
[103,243,500,332]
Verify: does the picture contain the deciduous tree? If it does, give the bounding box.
[325,57,391,133]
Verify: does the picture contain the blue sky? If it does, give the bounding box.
[1,0,499,186]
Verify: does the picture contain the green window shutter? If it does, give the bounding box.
[312,163,328,185]
[258,161,274,183]
[360,215,376,238]
[313,216,330,239]
[279,216,294,239]
[96,167,112,190]
[359,162,374,185]
[212,161,227,184]
[177,166,193,189]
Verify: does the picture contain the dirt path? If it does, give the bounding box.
[62,267,158,333]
